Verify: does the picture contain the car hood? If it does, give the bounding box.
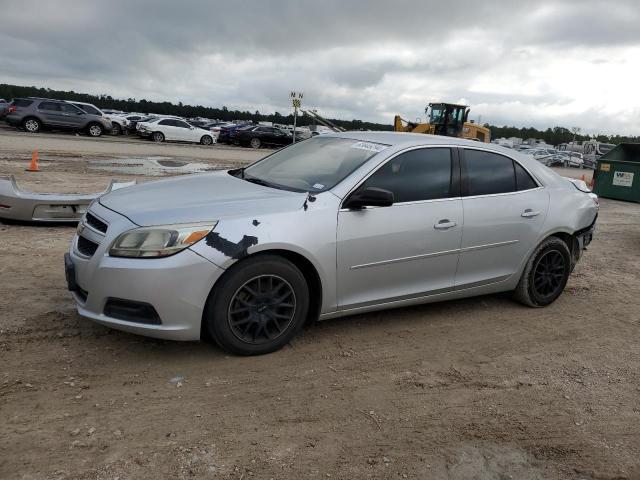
[99,170,306,226]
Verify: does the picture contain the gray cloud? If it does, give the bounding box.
[1,0,640,134]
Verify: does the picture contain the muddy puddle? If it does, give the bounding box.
[88,156,231,176]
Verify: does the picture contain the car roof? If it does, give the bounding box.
[322,131,497,149]
[323,131,567,189]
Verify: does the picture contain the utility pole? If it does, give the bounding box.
[290,91,303,143]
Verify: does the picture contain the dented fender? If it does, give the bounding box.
[189,192,340,315]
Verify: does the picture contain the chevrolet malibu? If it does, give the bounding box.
[65,132,598,355]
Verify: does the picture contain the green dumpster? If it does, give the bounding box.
[593,143,640,203]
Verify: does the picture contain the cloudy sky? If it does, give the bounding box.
[2,0,640,134]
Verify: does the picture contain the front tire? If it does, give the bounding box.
[200,135,213,145]
[513,237,571,307]
[87,123,103,137]
[23,117,41,133]
[152,132,165,143]
[250,137,261,149]
[204,255,309,355]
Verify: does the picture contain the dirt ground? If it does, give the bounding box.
[1,130,640,479]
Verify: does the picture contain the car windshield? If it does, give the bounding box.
[241,137,388,192]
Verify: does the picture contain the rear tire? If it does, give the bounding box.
[111,123,121,135]
[513,237,571,307]
[204,255,309,355]
[23,117,41,133]
[200,135,213,145]
[152,132,164,143]
[250,137,261,149]
[87,123,103,137]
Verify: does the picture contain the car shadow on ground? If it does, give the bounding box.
[50,290,519,363]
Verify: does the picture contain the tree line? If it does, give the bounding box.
[2,83,638,145]
[488,124,640,146]
[0,84,390,131]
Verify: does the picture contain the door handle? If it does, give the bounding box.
[434,219,457,230]
[521,209,540,218]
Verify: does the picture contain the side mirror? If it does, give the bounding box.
[344,187,394,209]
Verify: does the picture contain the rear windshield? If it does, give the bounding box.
[12,99,34,107]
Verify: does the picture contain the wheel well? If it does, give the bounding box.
[267,250,323,323]
[547,232,579,266]
[200,249,323,340]
[22,116,40,125]
[250,250,322,322]
[549,232,574,251]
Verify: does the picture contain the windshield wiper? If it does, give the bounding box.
[243,175,282,189]
[228,167,245,178]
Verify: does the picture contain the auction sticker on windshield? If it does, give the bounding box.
[351,141,387,153]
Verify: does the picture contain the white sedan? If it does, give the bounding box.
[137,118,216,145]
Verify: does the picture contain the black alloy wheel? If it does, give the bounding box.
[228,275,296,344]
[204,254,310,355]
[531,249,566,299]
[513,236,571,307]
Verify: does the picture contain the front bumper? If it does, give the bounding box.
[66,202,225,341]
[0,175,136,222]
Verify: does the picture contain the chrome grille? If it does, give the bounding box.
[75,209,109,258]
[85,212,108,233]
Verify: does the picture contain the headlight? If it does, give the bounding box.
[109,222,217,258]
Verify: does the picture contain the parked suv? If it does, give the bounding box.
[5,98,112,137]
[71,101,128,135]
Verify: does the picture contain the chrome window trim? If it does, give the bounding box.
[339,144,461,209]
[339,195,462,212]
[462,186,544,201]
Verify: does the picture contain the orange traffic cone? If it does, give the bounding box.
[26,149,40,172]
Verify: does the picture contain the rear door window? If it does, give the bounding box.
[60,103,83,114]
[464,149,516,196]
[39,101,61,112]
[514,162,538,191]
[75,104,100,115]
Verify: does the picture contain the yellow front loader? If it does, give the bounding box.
[394,102,491,143]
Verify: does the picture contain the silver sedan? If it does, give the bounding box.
[65,132,598,355]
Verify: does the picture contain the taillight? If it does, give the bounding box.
[8,106,16,113]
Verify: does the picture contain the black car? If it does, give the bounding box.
[234,126,294,149]
[126,115,156,134]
